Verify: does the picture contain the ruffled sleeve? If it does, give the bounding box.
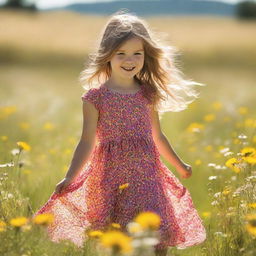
[81,88,101,111]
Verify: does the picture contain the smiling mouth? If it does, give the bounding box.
[122,67,135,71]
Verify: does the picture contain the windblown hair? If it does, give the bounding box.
[79,9,205,118]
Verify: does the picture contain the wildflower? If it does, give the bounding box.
[1,136,8,142]
[238,134,247,140]
[132,237,159,248]
[244,118,256,128]
[19,122,30,130]
[17,141,31,151]
[222,186,232,196]
[211,101,222,111]
[32,213,54,226]
[245,213,256,236]
[248,203,256,209]
[225,158,242,173]
[214,231,227,238]
[43,122,55,131]
[127,222,143,235]
[134,211,161,231]
[208,176,217,180]
[88,230,104,239]
[0,220,7,232]
[119,183,129,190]
[188,146,196,152]
[186,122,205,133]
[205,145,213,152]
[0,161,14,168]
[9,217,29,227]
[204,114,216,122]
[195,159,202,166]
[241,147,256,157]
[11,149,20,155]
[238,107,248,115]
[100,230,133,254]
[0,105,17,120]
[22,169,32,175]
[111,223,121,229]
[240,147,256,165]
[201,212,211,218]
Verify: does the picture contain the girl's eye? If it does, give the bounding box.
[116,53,142,55]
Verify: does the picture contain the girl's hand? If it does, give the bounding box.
[177,163,192,179]
[54,177,73,194]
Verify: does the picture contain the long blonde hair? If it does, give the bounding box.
[79,9,205,118]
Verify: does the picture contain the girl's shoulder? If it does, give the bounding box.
[81,86,103,111]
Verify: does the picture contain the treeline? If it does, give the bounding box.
[1,0,256,19]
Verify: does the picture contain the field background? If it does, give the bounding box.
[0,9,256,256]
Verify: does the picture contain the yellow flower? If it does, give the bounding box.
[21,224,32,232]
[205,145,213,152]
[233,138,241,145]
[49,148,57,155]
[188,146,196,152]
[195,159,202,166]
[201,212,211,218]
[17,141,31,151]
[19,122,30,130]
[1,135,8,142]
[244,157,256,165]
[0,220,7,232]
[222,187,232,195]
[64,149,72,155]
[248,203,256,209]
[245,213,256,236]
[134,211,161,231]
[186,122,205,133]
[88,230,104,239]
[127,222,143,234]
[204,114,216,122]
[244,119,256,128]
[212,101,222,111]
[43,122,55,131]
[32,213,54,226]
[241,147,256,165]
[111,223,121,229]
[22,169,32,175]
[0,106,17,120]
[119,183,129,190]
[241,147,256,157]
[9,217,29,227]
[225,158,242,173]
[238,106,248,115]
[100,230,133,254]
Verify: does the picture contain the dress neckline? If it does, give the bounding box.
[101,83,143,96]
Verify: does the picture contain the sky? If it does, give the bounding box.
[0,0,245,10]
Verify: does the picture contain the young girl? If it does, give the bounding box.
[33,10,206,256]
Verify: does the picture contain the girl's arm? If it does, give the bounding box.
[64,100,99,182]
[150,105,191,177]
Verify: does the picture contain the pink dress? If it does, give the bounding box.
[33,83,207,250]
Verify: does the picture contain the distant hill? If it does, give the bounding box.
[44,0,236,16]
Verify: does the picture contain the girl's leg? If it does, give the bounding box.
[154,248,168,256]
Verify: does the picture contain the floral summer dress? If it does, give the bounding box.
[33,83,207,250]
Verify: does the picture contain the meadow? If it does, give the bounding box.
[0,9,256,256]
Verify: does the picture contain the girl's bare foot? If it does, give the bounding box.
[154,247,168,256]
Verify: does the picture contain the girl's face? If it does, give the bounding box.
[109,37,144,81]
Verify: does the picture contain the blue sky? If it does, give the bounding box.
[0,0,244,9]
